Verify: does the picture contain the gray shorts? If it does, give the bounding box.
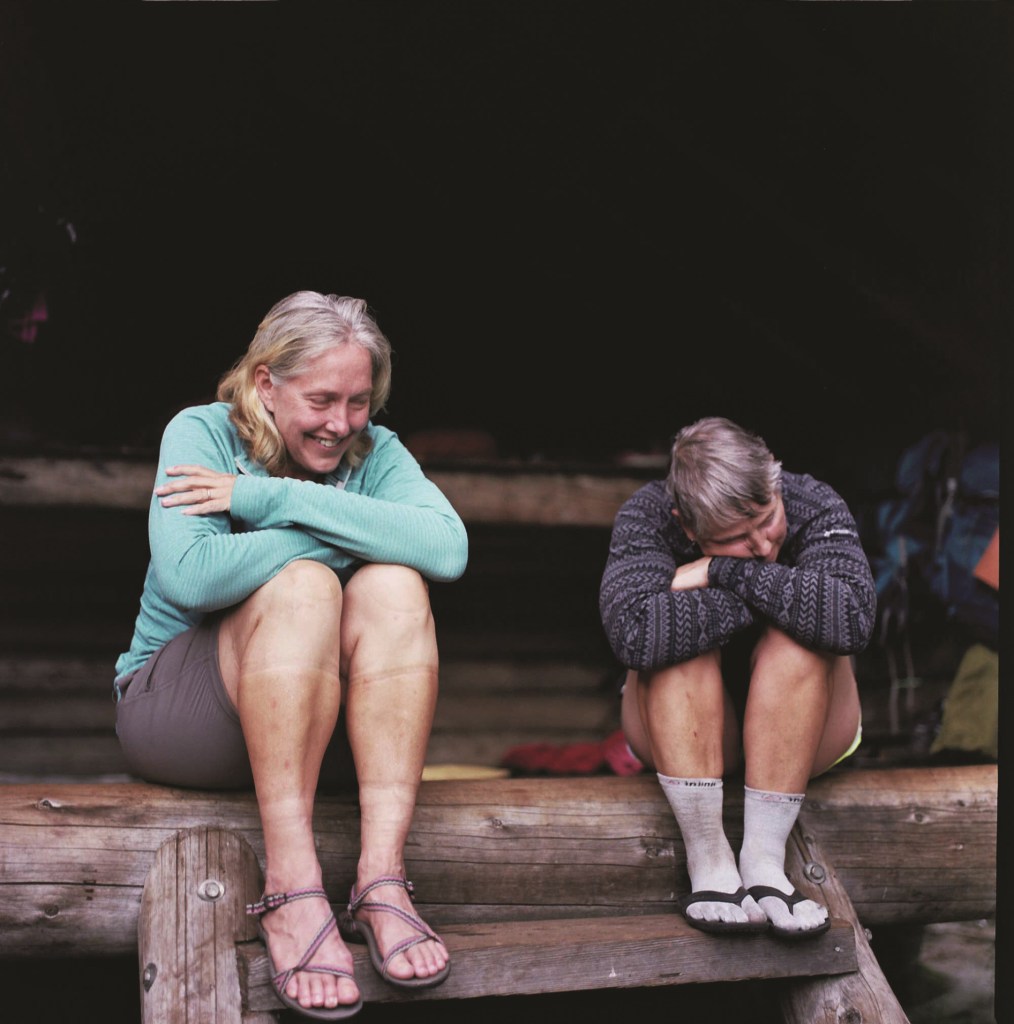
[115,616,356,791]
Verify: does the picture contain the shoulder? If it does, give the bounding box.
[615,479,686,541]
[164,401,234,436]
[619,478,672,517]
[160,402,244,462]
[362,422,400,454]
[357,423,415,470]
[781,471,849,517]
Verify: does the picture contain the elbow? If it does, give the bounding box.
[429,532,469,583]
[158,573,221,614]
[601,619,655,673]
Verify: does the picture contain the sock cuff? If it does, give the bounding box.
[744,785,805,805]
[657,774,723,789]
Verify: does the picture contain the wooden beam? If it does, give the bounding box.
[240,912,855,1006]
[138,826,266,1024]
[0,767,995,960]
[0,455,647,526]
[778,824,910,1023]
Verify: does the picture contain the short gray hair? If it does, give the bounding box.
[666,417,782,538]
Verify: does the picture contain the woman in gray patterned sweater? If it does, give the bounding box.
[599,416,875,938]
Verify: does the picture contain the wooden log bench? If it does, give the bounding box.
[0,765,996,1023]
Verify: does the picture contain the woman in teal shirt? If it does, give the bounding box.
[114,291,468,1019]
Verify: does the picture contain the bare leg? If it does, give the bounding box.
[218,559,359,1013]
[620,657,741,775]
[739,627,862,934]
[341,564,449,983]
[622,654,765,929]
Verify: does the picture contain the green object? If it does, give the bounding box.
[930,644,998,760]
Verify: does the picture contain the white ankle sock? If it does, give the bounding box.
[738,785,804,890]
[656,774,740,891]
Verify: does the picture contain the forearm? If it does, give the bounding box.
[151,516,354,612]
[600,570,755,670]
[231,471,468,583]
[708,555,875,654]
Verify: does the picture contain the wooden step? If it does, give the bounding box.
[0,768,995,960]
[239,913,856,1005]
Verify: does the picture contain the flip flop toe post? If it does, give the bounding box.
[747,885,831,940]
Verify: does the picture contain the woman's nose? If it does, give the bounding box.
[751,533,773,558]
[325,405,348,434]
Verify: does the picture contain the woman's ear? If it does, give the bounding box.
[253,365,275,413]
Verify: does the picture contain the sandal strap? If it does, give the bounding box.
[246,886,329,917]
[346,875,446,975]
[347,875,415,911]
[273,912,346,991]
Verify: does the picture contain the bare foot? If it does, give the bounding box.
[259,891,361,1011]
[348,877,449,982]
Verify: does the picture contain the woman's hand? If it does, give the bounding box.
[671,556,711,591]
[156,464,237,515]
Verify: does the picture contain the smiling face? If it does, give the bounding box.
[683,493,787,562]
[254,344,373,479]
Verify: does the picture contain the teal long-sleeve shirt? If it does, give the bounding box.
[114,402,469,683]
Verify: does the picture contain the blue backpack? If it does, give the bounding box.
[871,430,999,649]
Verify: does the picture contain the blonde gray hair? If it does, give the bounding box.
[666,417,782,539]
[217,291,392,476]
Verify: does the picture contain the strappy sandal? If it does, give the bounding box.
[246,887,363,1020]
[340,875,451,989]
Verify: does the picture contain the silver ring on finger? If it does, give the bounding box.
[205,489,211,502]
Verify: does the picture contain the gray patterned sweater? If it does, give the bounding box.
[599,472,876,672]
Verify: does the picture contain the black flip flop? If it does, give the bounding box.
[678,887,769,935]
[747,885,831,940]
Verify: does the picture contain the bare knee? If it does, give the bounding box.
[751,627,832,684]
[341,565,436,669]
[251,560,343,616]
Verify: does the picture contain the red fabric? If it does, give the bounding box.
[500,730,644,776]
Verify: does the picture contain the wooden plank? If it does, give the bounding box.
[0,455,646,526]
[0,768,996,959]
[0,735,133,781]
[0,690,615,735]
[798,765,997,926]
[138,827,264,1024]
[779,825,910,1023]
[238,914,855,1005]
[0,655,612,695]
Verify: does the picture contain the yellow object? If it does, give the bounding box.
[931,644,998,760]
[422,763,511,781]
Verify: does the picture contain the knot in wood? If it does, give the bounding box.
[841,1009,862,1024]
[487,817,506,830]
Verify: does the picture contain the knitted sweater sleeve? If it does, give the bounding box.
[706,476,876,655]
[599,482,757,671]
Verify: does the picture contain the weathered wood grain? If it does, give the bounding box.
[778,825,910,1023]
[138,827,264,1024]
[238,913,856,1005]
[0,767,996,960]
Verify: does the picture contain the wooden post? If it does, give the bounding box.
[138,826,278,1024]
[779,822,911,1024]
